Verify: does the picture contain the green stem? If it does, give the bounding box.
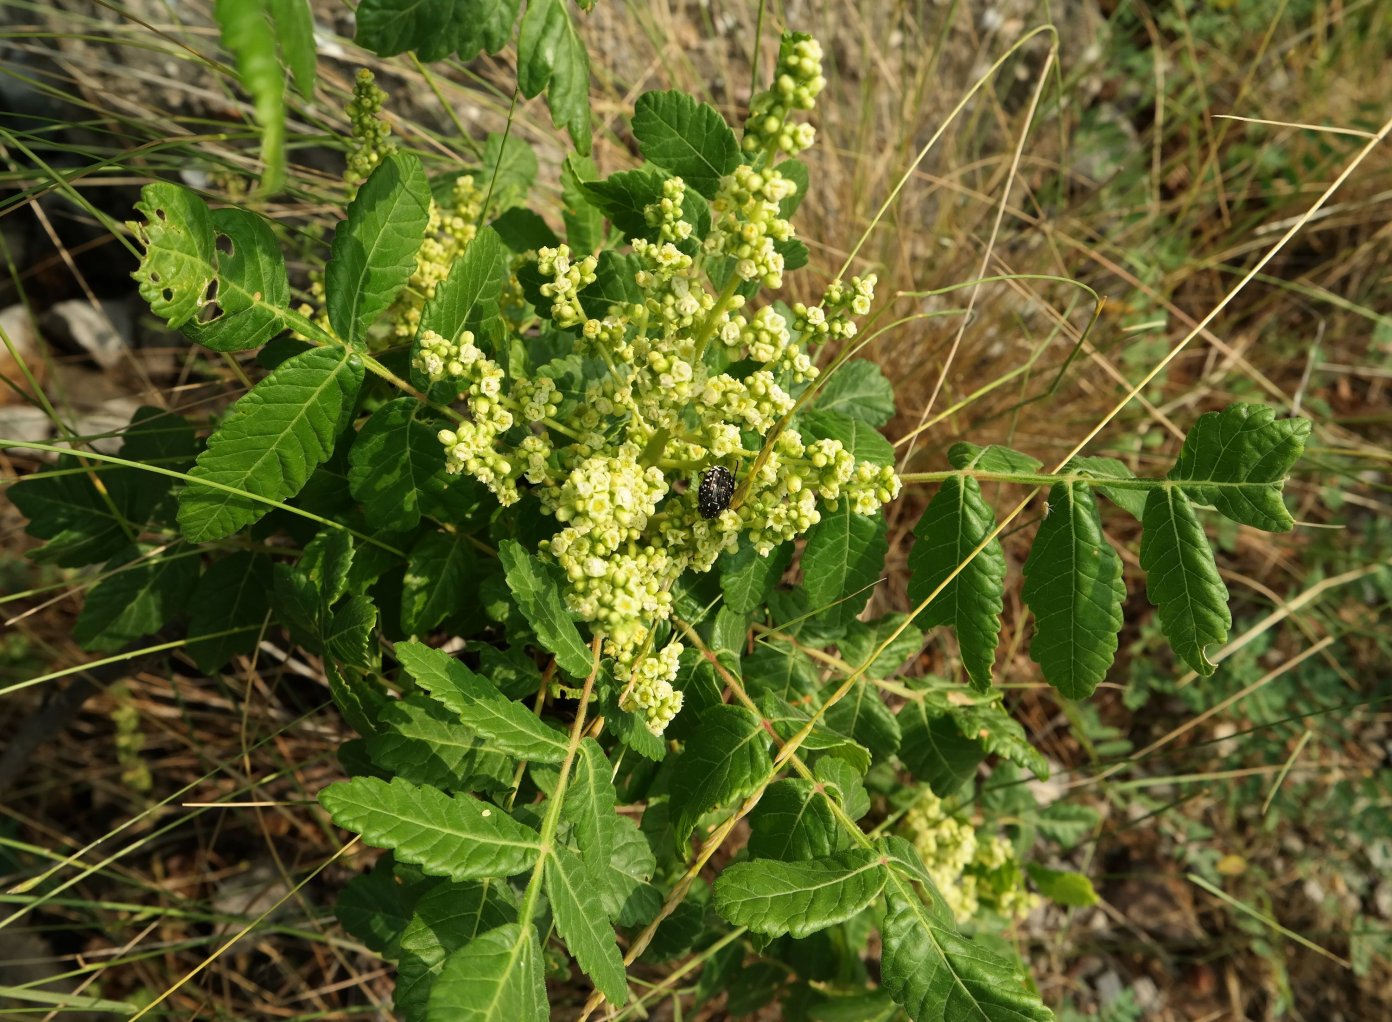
[516,636,602,929]
[690,273,742,366]
[899,469,1268,492]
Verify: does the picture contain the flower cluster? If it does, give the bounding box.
[391,176,486,341]
[902,790,1039,923]
[345,69,396,187]
[742,34,825,156]
[309,35,899,735]
[617,640,685,734]
[793,274,878,346]
[706,165,797,288]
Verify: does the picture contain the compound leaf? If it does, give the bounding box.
[1021,482,1124,700]
[1139,487,1230,675]
[907,475,1005,691]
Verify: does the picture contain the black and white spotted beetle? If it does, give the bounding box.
[697,466,736,519]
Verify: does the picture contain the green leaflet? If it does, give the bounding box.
[395,640,569,763]
[880,879,1054,1022]
[823,679,900,762]
[801,504,888,630]
[367,695,513,793]
[186,551,272,673]
[907,474,1006,691]
[747,779,840,862]
[326,151,431,345]
[1139,487,1231,675]
[497,540,594,678]
[347,398,449,531]
[898,698,986,796]
[1068,455,1147,519]
[715,849,887,939]
[267,0,315,98]
[336,858,438,960]
[947,442,1042,474]
[186,207,292,351]
[396,880,516,1018]
[214,0,286,194]
[417,226,506,357]
[1026,864,1098,907]
[721,539,792,615]
[177,346,364,541]
[1021,482,1125,700]
[594,814,661,928]
[631,90,740,199]
[815,757,870,820]
[799,409,895,467]
[545,845,628,1004]
[813,360,897,427]
[560,739,618,877]
[669,704,771,845]
[879,839,1054,1022]
[1169,403,1311,532]
[561,154,604,254]
[9,407,195,568]
[356,0,520,62]
[516,0,591,153]
[73,547,200,652]
[401,531,477,635]
[426,922,546,1022]
[129,183,216,329]
[320,776,541,881]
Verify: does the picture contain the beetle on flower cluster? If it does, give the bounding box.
[347,32,902,734]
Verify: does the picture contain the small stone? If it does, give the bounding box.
[41,298,133,369]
